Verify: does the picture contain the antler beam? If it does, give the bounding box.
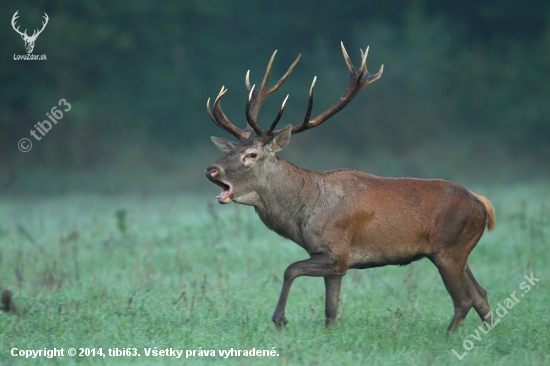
[288,42,383,134]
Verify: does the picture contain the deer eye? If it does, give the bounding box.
[242,152,258,163]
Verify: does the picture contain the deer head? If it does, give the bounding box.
[205,42,383,205]
[12,11,49,54]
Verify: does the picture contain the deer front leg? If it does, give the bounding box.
[272,252,347,328]
[324,275,343,326]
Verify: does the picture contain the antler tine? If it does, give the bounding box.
[213,87,253,139]
[291,77,317,134]
[355,46,369,83]
[245,70,252,91]
[245,52,276,123]
[267,94,289,134]
[206,97,222,128]
[267,54,301,96]
[340,41,356,75]
[245,85,265,135]
[291,42,383,135]
[360,46,384,85]
[256,51,277,97]
[304,76,317,124]
[207,86,252,140]
[206,87,228,129]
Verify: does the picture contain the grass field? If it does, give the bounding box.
[0,184,549,365]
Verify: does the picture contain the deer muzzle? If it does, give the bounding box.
[205,166,233,204]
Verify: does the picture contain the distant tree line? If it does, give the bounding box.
[1,0,548,180]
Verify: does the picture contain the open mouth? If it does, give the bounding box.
[212,180,233,204]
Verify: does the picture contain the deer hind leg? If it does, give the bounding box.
[464,264,491,323]
[434,261,491,332]
[431,252,474,332]
[429,206,489,332]
[438,264,473,332]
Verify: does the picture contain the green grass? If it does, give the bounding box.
[0,185,549,365]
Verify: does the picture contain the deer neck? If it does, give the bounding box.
[251,157,321,244]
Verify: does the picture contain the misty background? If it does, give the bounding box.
[1,0,549,196]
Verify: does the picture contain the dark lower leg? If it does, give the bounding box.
[272,280,293,328]
[433,258,473,332]
[464,264,491,322]
[324,275,343,327]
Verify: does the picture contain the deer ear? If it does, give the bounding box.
[268,125,292,152]
[211,136,236,154]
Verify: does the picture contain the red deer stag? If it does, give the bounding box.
[204,42,495,332]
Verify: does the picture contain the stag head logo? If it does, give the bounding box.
[11,10,49,54]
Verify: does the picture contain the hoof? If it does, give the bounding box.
[325,318,337,327]
[272,315,288,329]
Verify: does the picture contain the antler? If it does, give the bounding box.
[207,87,253,140]
[11,11,27,37]
[207,51,300,140]
[207,43,382,139]
[276,42,383,134]
[245,51,301,135]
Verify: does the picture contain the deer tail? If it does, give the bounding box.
[470,192,496,231]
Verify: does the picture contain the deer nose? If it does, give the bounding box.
[205,166,219,179]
